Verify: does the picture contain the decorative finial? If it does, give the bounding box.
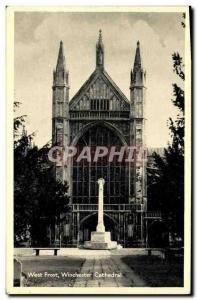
[137,40,140,47]
[96,29,104,68]
[99,29,102,42]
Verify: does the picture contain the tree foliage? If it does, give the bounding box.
[14,103,70,246]
[14,101,27,141]
[148,52,185,240]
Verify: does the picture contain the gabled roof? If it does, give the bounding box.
[69,68,130,110]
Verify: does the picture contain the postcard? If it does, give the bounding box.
[6,6,191,295]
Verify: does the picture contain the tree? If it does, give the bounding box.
[147,51,185,242]
[14,101,27,143]
[14,103,70,246]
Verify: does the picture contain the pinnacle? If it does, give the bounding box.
[56,40,65,70]
[99,29,102,42]
[134,41,141,69]
[97,29,103,47]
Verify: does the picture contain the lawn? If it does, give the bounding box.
[122,255,183,287]
[19,256,85,287]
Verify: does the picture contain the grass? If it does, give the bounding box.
[19,256,85,287]
[122,255,183,287]
[17,253,183,287]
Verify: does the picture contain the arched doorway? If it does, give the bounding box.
[79,213,118,244]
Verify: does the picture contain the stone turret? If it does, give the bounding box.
[130,41,146,119]
[130,41,146,209]
[129,41,147,245]
[52,41,70,184]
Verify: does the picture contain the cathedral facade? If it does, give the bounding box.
[52,31,147,247]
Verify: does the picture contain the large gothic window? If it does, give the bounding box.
[72,125,129,204]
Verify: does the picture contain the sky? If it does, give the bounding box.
[14,11,185,148]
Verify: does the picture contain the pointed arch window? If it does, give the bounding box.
[72,125,129,204]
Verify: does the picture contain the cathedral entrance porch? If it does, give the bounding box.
[69,204,142,248]
[78,213,118,247]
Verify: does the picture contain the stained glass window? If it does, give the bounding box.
[72,125,129,204]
